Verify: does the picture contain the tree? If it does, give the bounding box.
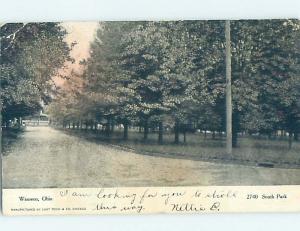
[46,19,300,151]
[1,23,71,125]
[227,20,300,147]
[225,20,232,155]
[80,22,133,138]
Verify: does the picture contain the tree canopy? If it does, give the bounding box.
[1,23,71,123]
[41,20,300,147]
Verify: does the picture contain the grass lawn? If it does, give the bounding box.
[60,127,300,169]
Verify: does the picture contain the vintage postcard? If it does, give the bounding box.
[1,20,300,215]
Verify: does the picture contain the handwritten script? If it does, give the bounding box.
[3,186,295,215]
[58,187,237,213]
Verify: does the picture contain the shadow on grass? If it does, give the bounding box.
[56,127,300,170]
[1,127,25,156]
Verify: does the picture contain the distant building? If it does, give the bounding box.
[23,110,49,126]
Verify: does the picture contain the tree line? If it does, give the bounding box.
[2,21,299,149]
[48,20,300,148]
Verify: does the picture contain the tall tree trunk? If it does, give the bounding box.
[174,120,179,144]
[123,120,128,140]
[232,111,239,148]
[80,120,82,130]
[106,117,111,137]
[225,20,232,155]
[158,121,163,144]
[94,122,98,132]
[289,132,293,149]
[183,130,186,143]
[212,131,216,140]
[143,118,149,140]
[232,131,238,148]
[294,132,298,141]
[111,117,115,133]
[218,131,222,138]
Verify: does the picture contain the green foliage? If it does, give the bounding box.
[230,20,300,135]
[1,23,71,122]
[47,20,300,145]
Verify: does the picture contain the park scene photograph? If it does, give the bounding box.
[1,20,300,188]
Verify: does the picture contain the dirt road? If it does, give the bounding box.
[3,126,300,188]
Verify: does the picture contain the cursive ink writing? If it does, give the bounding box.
[171,203,206,212]
[97,188,137,204]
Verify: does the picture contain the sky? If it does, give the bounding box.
[53,21,99,85]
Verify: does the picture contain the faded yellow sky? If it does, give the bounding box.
[53,21,99,85]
